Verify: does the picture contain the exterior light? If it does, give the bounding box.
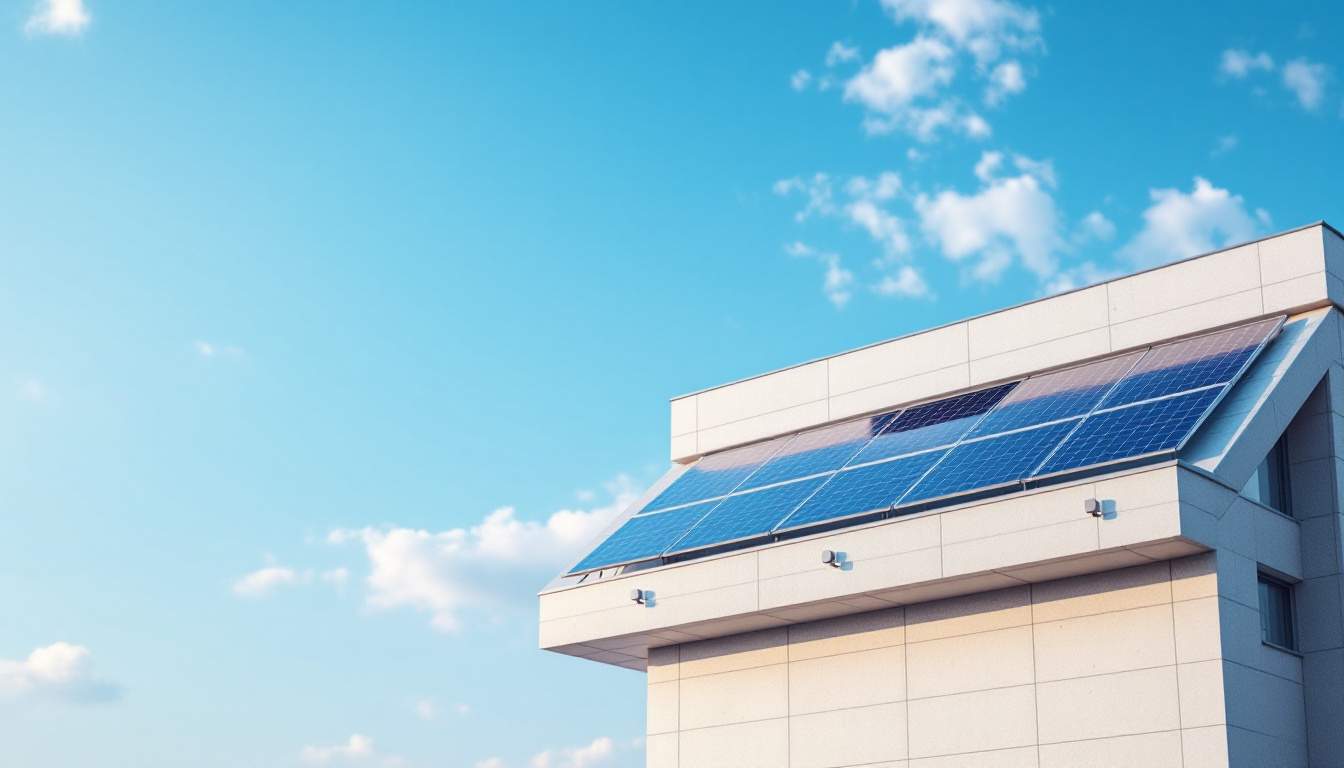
[630,588,646,605]
[1084,498,1103,518]
[822,550,842,568]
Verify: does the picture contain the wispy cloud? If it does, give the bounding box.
[784,242,855,309]
[1282,58,1327,110]
[194,340,245,359]
[478,737,618,768]
[414,697,469,721]
[1211,134,1239,157]
[23,0,90,37]
[232,559,349,598]
[17,377,47,403]
[0,642,122,704]
[328,476,639,633]
[1220,48,1273,78]
[300,734,403,766]
[1118,177,1264,267]
[1218,48,1329,112]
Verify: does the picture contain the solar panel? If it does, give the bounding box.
[665,476,826,554]
[901,420,1078,505]
[638,434,790,514]
[738,413,892,491]
[775,449,946,532]
[567,500,720,573]
[1035,387,1223,476]
[567,316,1283,575]
[1099,318,1280,409]
[968,352,1143,437]
[848,383,1016,465]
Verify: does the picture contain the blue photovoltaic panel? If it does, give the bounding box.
[666,476,826,554]
[968,352,1143,437]
[901,420,1078,505]
[775,449,946,532]
[738,413,891,491]
[568,500,719,573]
[639,435,790,514]
[1037,387,1223,475]
[849,383,1017,465]
[1100,318,1280,410]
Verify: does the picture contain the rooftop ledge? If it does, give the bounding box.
[668,221,1344,463]
[539,460,1280,671]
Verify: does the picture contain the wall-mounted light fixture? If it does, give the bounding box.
[630,588,646,605]
[822,550,842,568]
[1084,498,1103,518]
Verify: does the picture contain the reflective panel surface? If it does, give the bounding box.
[968,352,1142,437]
[1100,318,1280,409]
[849,383,1016,464]
[902,420,1078,505]
[568,500,720,573]
[639,435,790,514]
[666,476,826,554]
[1038,387,1223,475]
[776,449,946,532]
[739,413,892,491]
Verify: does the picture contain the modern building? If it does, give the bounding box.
[539,222,1344,768]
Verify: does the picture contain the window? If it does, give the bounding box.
[1258,573,1296,650]
[1242,436,1291,513]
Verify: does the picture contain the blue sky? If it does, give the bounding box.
[3,0,1343,765]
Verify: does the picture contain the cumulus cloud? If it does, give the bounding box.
[790,69,812,91]
[873,266,931,299]
[529,737,615,768]
[915,151,1064,280]
[1220,49,1273,78]
[822,0,1039,140]
[1282,58,1327,110]
[1118,177,1263,267]
[23,0,89,37]
[329,477,639,632]
[0,642,121,704]
[1074,210,1116,243]
[1044,261,1119,294]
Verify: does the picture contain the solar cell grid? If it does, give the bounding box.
[901,420,1078,505]
[1036,387,1223,476]
[666,476,826,554]
[849,382,1017,465]
[1100,318,1280,409]
[567,500,719,573]
[968,352,1143,437]
[739,412,893,490]
[776,449,946,532]
[638,434,791,514]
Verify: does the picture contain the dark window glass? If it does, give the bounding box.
[1242,437,1291,513]
[1258,574,1295,650]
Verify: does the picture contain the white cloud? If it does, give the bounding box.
[973,150,1003,182]
[845,36,956,115]
[1282,58,1327,110]
[233,566,304,598]
[329,477,638,632]
[915,152,1064,279]
[873,266,931,298]
[194,340,244,359]
[985,59,1025,104]
[232,562,349,598]
[790,69,812,91]
[881,0,1040,66]
[1212,134,1239,156]
[1044,261,1119,294]
[413,698,469,721]
[23,0,90,37]
[0,642,121,703]
[825,41,861,67]
[475,760,506,768]
[772,173,835,221]
[529,737,615,768]
[1220,49,1274,78]
[1118,177,1261,267]
[17,377,46,403]
[1075,210,1116,243]
[300,734,401,766]
[786,243,856,309]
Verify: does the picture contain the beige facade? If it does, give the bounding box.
[540,223,1344,767]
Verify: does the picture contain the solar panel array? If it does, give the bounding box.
[568,316,1283,575]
